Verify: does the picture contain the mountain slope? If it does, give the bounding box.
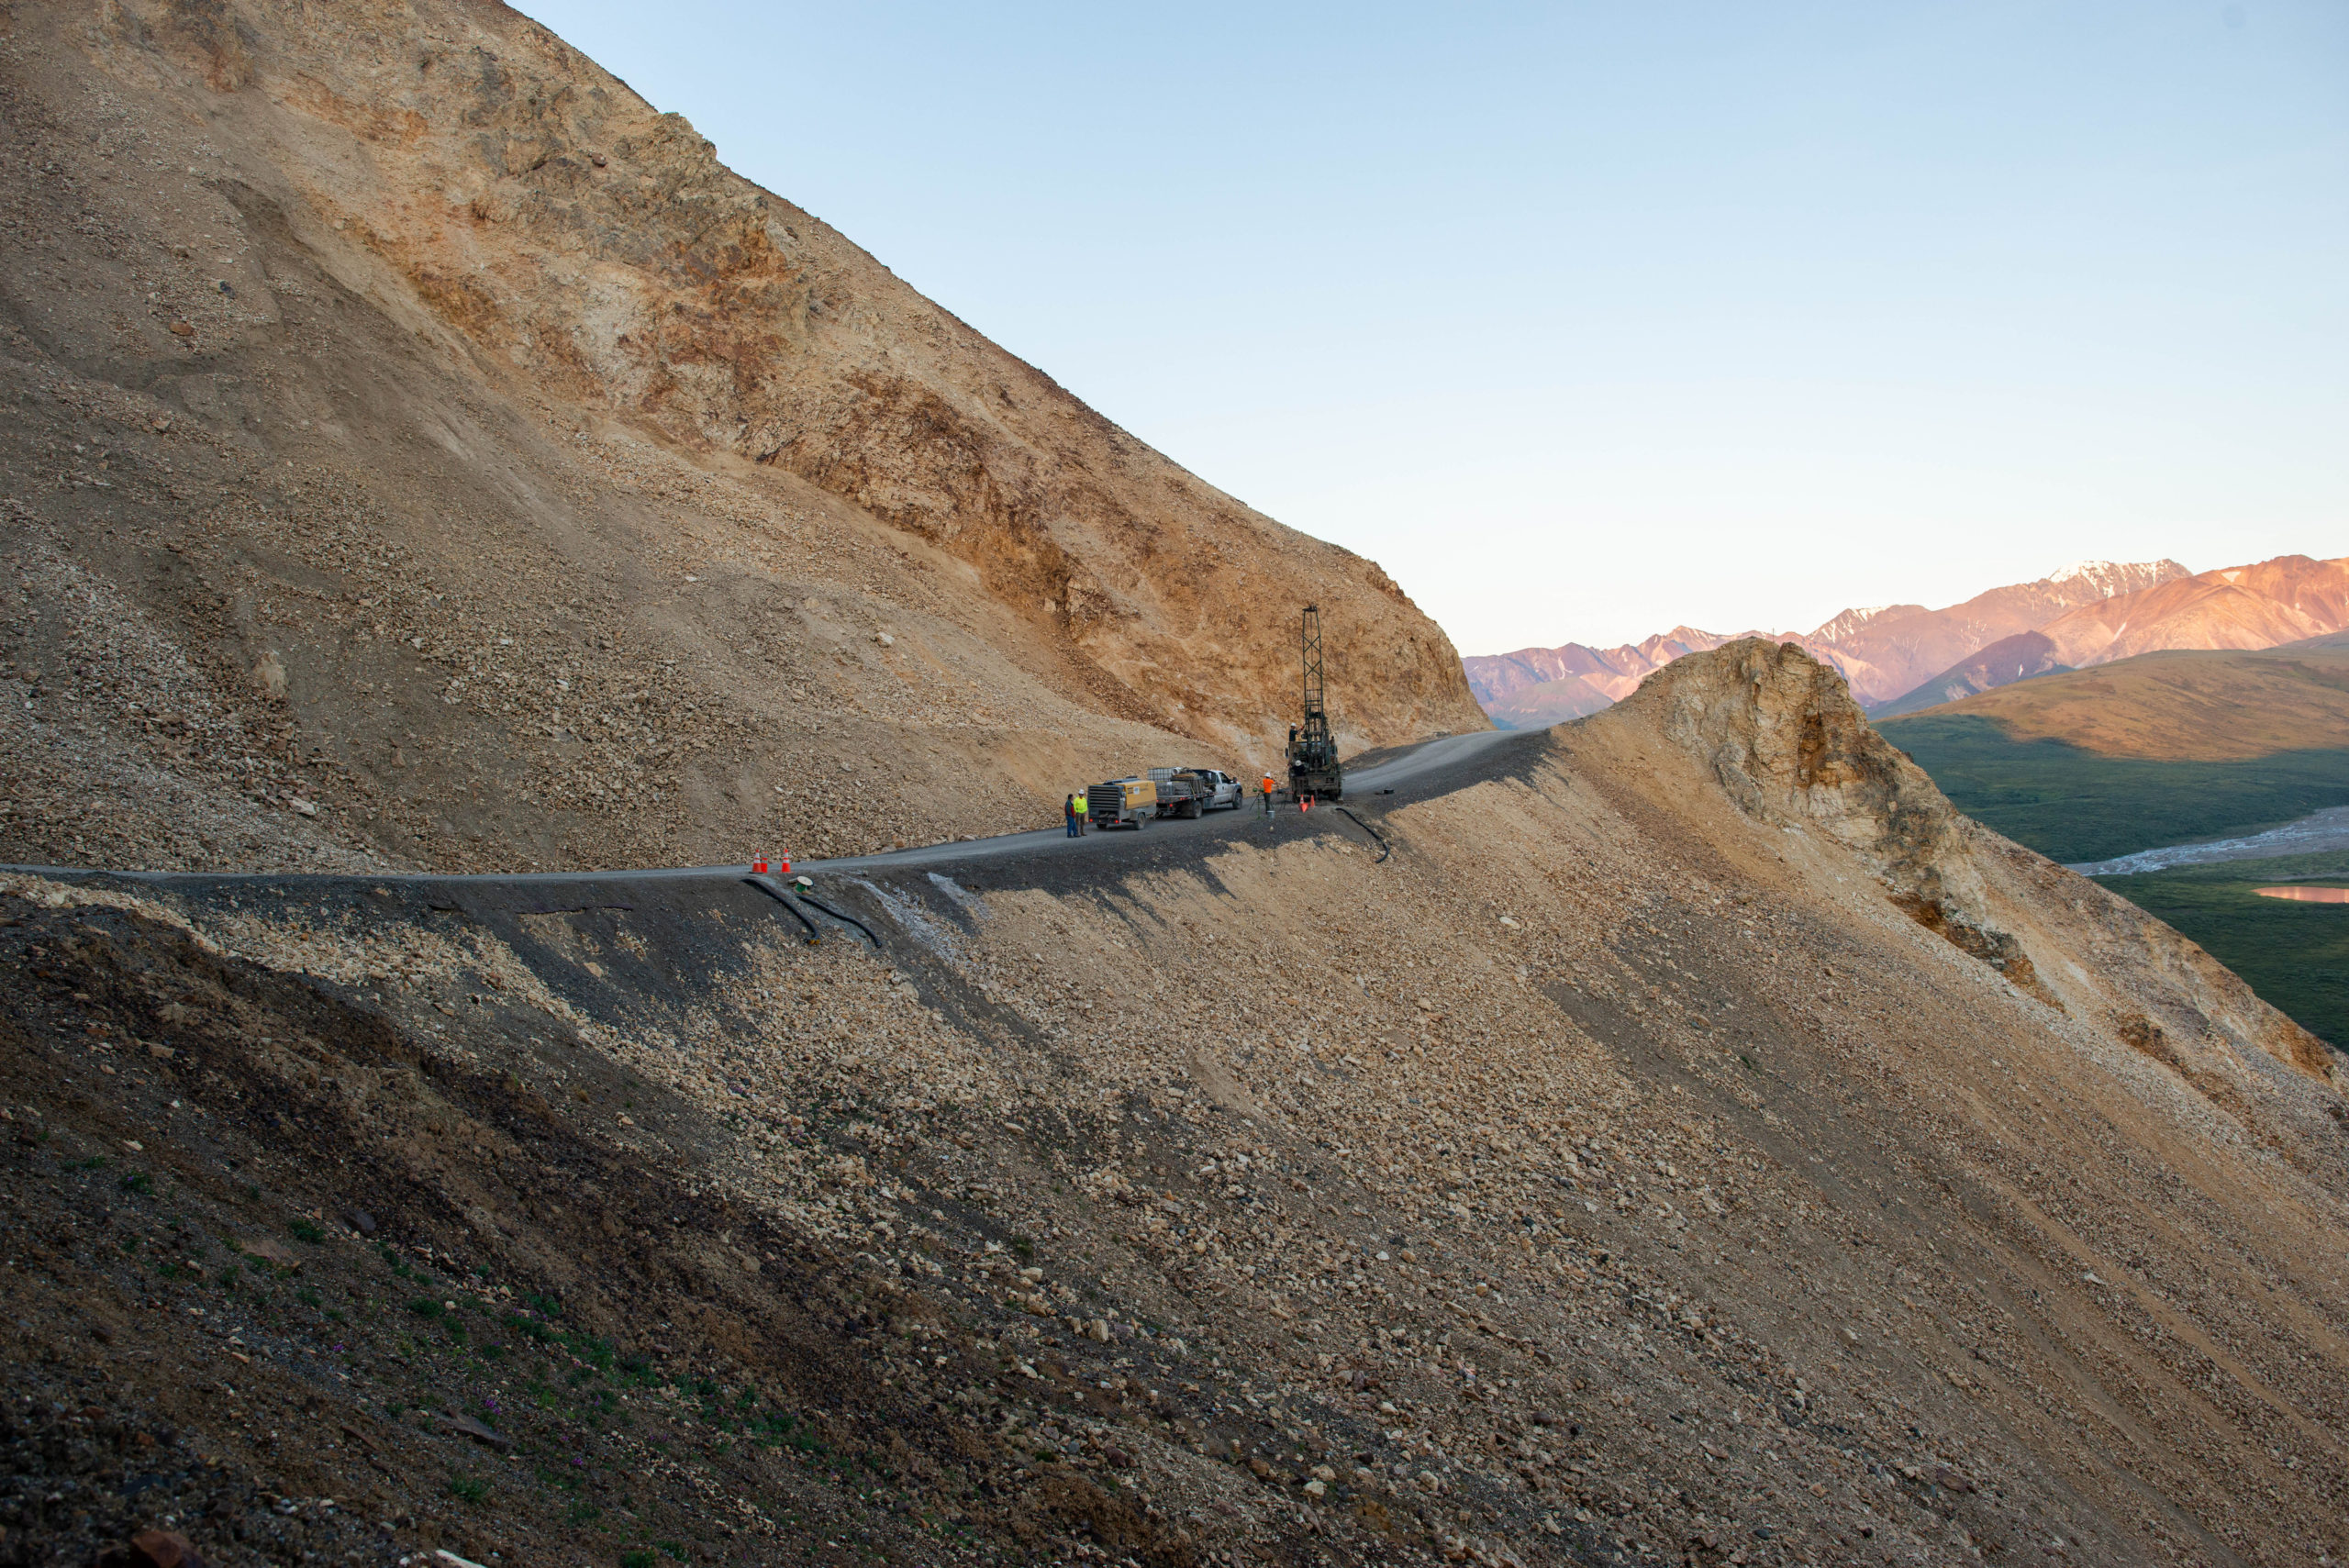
[1478,671,1618,729]
[2039,553,2349,669]
[1871,630,2071,717]
[0,0,1482,873]
[1887,642,2349,761]
[7,643,2346,1566]
[1808,558,2188,706]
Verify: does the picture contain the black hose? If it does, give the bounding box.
[795,891,882,949]
[742,875,822,943]
[1334,806,1391,862]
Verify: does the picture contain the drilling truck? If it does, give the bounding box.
[1285,605,1343,800]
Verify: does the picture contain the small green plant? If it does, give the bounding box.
[407,1296,445,1319]
[505,1311,553,1342]
[1010,1237,1034,1259]
[72,1155,109,1172]
[660,1545,688,1563]
[565,1331,617,1371]
[567,1499,601,1525]
[117,1235,139,1254]
[297,1286,322,1308]
[447,1473,488,1505]
[621,1551,656,1568]
[117,1171,152,1195]
[288,1218,324,1244]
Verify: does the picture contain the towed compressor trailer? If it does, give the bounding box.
[1086,777,1159,828]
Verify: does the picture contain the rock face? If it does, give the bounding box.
[1618,639,2334,1080]
[1620,637,2030,985]
[0,0,1481,873]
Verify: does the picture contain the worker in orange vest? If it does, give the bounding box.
[1261,774,1277,818]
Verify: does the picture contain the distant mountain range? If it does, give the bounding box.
[1466,554,2349,728]
[1466,628,1752,728]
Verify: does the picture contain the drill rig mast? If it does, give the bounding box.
[1285,605,1343,800]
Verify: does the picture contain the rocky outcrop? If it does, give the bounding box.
[1620,639,2340,1085]
[1620,638,2001,936]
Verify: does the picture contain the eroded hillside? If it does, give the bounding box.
[0,0,1481,874]
[5,643,2343,1568]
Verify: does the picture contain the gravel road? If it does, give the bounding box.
[2,727,1536,890]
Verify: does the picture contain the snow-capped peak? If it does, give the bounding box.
[1810,605,1891,643]
[2044,559,2191,598]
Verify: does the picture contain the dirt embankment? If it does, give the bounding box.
[0,0,1482,875]
[2,643,2343,1567]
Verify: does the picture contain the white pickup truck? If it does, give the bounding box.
[1154,767,1243,812]
[1189,768,1245,810]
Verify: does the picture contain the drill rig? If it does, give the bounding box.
[1285,605,1343,800]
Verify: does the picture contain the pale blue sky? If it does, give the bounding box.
[518,1,2347,653]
